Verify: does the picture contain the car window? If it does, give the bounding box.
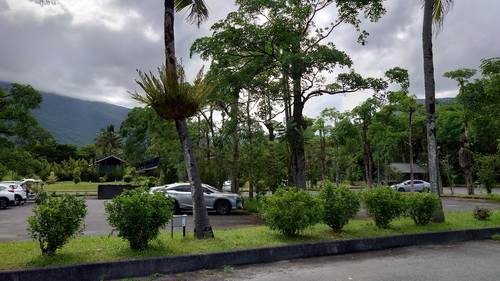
[414,180,422,184]
[0,186,5,191]
[172,185,191,192]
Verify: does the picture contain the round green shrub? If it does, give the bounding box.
[123,175,133,183]
[319,181,360,231]
[73,177,81,184]
[406,192,440,225]
[473,206,492,221]
[105,187,173,250]
[259,187,321,236]
[362,186,405,229]
[27,191,87,255]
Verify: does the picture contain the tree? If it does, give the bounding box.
[192,0,387,189]
[0,83,53,178]
[94,125,123,158]
[131,62,215,239]
[421,0,454,223]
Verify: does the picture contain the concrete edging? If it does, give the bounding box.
[1,227,499,281]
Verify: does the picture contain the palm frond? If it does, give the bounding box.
[130,61,213,120]
[174,0,209,27]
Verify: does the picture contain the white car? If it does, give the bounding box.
[0,184,16,209]
[150,183,244,215]
[0,181,28,206]
[391,180,431,192]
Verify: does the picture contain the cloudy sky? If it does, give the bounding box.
[1,0,498,118]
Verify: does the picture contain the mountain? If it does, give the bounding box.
[32,92,131,147]
[1,81,131,147]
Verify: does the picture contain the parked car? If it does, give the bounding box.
[150,183,244,215]
[0,184,16,209]
[391,180,431,192]
[0,181,28,206]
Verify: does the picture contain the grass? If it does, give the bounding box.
[1,211,499,271]
[43,181,131,192]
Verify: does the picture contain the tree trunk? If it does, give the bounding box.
[290,77,307,190]
[422,0,445,222]
[174,117,214,239]
[409,113,415,193]
[361,124,373,189]
[164,0,175,63]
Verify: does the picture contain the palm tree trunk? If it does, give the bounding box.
[164,0,175,63]
[174,117,214,239]
[423,0,445,222]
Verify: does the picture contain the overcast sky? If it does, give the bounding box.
[1,0,498,118]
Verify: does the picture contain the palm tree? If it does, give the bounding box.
[422,0,454,222]
[94,125,123,158]
[131,62,215,239]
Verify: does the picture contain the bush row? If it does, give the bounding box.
[259,183,464,235]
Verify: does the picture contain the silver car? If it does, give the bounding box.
[391,180,431,192]
[150,183,243,215]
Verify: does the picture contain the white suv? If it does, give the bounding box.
[0,184,16,209]
[0,181,28,206]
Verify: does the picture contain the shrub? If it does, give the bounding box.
[123,175,133,183]
[362,186,405,229]
[319,181,360,231]
[105,187,173,250]
[473,206,492,221]
[73,177,81,184]
[406,192,440,225]
[27,191,87,255]
[259,187,321,236]
[45,172,58,184]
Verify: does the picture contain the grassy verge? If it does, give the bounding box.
[43,181,131,192]
[1,211,499,271]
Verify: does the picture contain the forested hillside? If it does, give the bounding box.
[0,82,130,147]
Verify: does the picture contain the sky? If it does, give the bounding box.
[1,0,499,119]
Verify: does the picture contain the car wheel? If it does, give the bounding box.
[0,198,8,209]
[398,187,406,192]
[172,201,181,215]
[215,200,231,215]
[14,195,21,206]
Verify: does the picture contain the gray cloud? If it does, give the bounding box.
[0,0,498,115]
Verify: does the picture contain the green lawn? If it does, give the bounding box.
[43,181,130,192]
[1,211,499,271]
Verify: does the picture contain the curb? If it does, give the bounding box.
[1,227,499,281]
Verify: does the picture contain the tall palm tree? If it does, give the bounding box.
[422,0,454,222]
[94,125,123,158]
[131,62,215,239]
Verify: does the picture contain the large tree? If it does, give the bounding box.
[421,0,454,222]
[192,0,387,189]
[94,125,123,158]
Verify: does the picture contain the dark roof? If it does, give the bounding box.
[390,162,427,174]
[96,155,126,163]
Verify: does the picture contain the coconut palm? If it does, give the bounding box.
[422,0,454,222]
[131,61,215,239]
[94,125,123,158]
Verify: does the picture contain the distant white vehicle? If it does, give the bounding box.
[222,180,231,192]
[150,182,243,215]
[391,180,431,192]
[0,184,16,209]
[0,181,28,205]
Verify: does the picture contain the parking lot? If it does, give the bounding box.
[0,189,499,243]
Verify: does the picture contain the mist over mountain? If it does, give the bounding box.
[1,82,131,147]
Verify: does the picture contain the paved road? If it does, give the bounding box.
[141,240,500,281]
[0,190,499,243]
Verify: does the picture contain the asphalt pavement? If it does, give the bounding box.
[140,240,500,281]
[0,187,499,243]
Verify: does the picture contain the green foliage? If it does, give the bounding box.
[73,177,81,184]
[405,192,441,225]
[318,181,360,231]
[472,206,492,221]
[259,187,321,236]
[105,187,173,250]
[491,234,500,240]
[362,186,405,228]
[45,171,59,184]
[474,154,499,194]
[123,175,133,183]
[27,191,87,255]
